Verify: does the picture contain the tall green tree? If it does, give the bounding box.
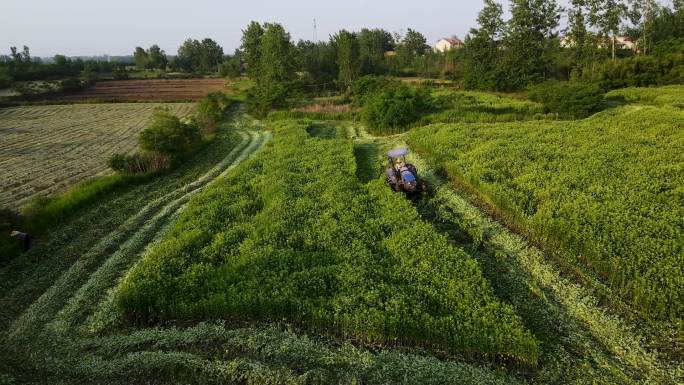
[259,23,295,84]
[396,28,428,67]
[199,38,224,72]
[297,40,337,87]
[244,22,296,114]
[566,0,599,77]
[502,0,561,89]
[463,0,505,89]
[147,44,168,70]
[241,21,265,79]
[627,0,658,55]
[358,28,394,74]
[176,38,223,72]
[133,47,148,70]
[332,30,361,91]
[589,0,628,60]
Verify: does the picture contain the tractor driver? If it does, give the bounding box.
[394,157,404,171]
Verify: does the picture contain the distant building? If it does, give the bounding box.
[384,50,397,57]
[561,35,637,51]
[615,36,636,50]
[434,37,464,52]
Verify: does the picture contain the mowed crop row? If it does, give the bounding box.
[0,103,195,209]
[45,79,229,102]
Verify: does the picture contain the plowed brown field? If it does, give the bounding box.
[47,79,228,102]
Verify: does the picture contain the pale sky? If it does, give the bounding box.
[1,0,569,58]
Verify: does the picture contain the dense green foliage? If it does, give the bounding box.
[361,82,432,134]
[419,89,551,124]
[606,84,684,106]
[171,38,224,73]
[528,81,605,117]
[242,22,298,115]
[352,75,394,106]
[0,46,128,84]
[116,120,538,364]
[196,92,234,133]
[332,30,361,91]
[110,94,234,175]
[409,103,684,322]
[133,45,168,71]
[138,108,201,159]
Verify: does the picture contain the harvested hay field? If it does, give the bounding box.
[44,79,228,102]
[0,103,195,209]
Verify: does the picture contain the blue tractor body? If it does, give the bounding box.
[385,148,424,194]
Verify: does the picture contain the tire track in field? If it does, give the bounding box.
[6,123,269,340]
[50,129,269,333]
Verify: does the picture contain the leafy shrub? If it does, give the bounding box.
[246,81,301,117]
[196,92,233,134]
[59,77,86,92]
[588,50,684,89]
[107,152,171,174]
[528,81,604,118]
[138,108,201,159]
[362,83,432,134]
[351,75,395,107]
[219,57,242,78]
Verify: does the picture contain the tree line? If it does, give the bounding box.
[2,0,682,94]
[463,0,684,90]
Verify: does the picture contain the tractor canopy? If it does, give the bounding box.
[387,148,409,158]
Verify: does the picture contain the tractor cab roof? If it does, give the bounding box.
[388,148,409,158]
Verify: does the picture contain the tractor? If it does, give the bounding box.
[385,148,425,194]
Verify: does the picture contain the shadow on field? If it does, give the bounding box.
[354,142,379,183]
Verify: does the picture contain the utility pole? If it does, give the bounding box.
[313,18,317,42]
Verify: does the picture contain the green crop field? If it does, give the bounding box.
[1,86,682,385]
[0,103,195,209]
[409,103,684,324]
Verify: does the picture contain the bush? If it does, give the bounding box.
[107,152,171,174]
[362,83,432,135]
[138,108,201,159]
[528,81,604,118]
[59,77,86,92]
[196,92,233,135]
[246,81,299,117]
[219,57,242,78]
[352,76,395,107]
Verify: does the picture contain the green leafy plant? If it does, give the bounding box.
[361,83,432,135]
[528,81,605,118]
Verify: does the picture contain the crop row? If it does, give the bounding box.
[0,113,525,384]
[408,104,684,323]
[116,119,539,364]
